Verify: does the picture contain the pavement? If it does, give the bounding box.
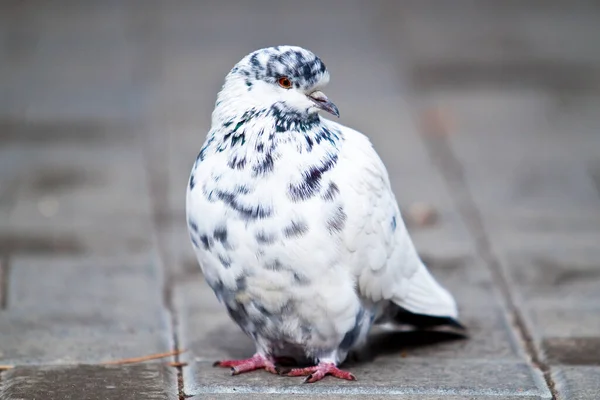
[1,1,599,399]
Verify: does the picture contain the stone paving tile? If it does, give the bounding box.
[0,142,153,225]
[0,119,137,144]
[502,246,600,367]
[0,258,6,309]
[396,256,523,361]
[381,1,600,91]
[0,135,156,256]
[542,337,600,367]
[184,358,550,398]
[191,395,544,400]
[418,91,600,239]
[552,366,600,400]
[0,364,177,400]
[0,2,143,121]
[0,255,171,365]
[0,223,155,258]
[158,218,199,280]
[175,272,528,396]
[530,307,600,340]
[365,307,520,362]
[502,246,600,308]
[419,89,600,368]
[406,88,600,398]
[175,277,251,364]
[379,2,600,394]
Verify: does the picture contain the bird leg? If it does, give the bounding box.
[283,362,356,383]
[213,353,278,375]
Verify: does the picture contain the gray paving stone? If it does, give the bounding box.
[529,307,600,340]
[1,142,153,225]
[502,246,600,306]
[0,222,155,257]
[0,119,137,144]
[420,90,600,253]
[184,358,550,398]
[553,366,600,400]
[542,337,600,366]
[176,274,536,397]
[0,364,177,400]
[409,88,600,368]
[175,271,520,365]
[399,82,600,400]
[397,256,524,361]
[158,219,199,280]
[0,255,171,364]
[190,394,543,400]
[175,277,253,364]
[366,306,520,362]
[380,1,600,91]
[0,138,156,256]
[0,2,144,121]
[0,258,6,310]
[496,245,600,367]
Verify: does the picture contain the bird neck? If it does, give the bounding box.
[198,98,343,173]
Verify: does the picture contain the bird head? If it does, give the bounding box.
[216,46,339,119]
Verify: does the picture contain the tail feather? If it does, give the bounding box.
[392,307,466,330]
[394,262,458,319]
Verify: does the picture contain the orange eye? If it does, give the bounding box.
[278,77,292,89]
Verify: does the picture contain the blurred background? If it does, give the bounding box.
[0,0,599,398]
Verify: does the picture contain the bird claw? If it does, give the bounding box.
[214,356,356,382]
[213,354,278,375]
[283,362,356,383]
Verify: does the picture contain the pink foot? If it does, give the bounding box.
[213,353,278,375]
[284,362,356,383]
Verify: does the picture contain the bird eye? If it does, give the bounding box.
[278,77,292,89]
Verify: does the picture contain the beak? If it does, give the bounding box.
[309,91,340,118]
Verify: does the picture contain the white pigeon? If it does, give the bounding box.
[186,46,463,383]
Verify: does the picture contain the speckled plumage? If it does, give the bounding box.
[186,46,461,381]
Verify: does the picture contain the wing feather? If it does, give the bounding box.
[328,121,458,318]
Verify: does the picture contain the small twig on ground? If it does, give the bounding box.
[0,365,15,370]
[102,349,184,365]
[166,361,188,368]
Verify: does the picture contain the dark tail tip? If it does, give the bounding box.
[393,308,467,332]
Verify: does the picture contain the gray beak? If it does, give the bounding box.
[309,91,340,118]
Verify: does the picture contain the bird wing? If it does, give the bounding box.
[327,120,458,319]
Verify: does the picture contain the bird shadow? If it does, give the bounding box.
[346,328,467,366]
[204,323,467,368]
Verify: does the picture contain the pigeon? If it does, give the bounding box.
[186,45,463,383]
